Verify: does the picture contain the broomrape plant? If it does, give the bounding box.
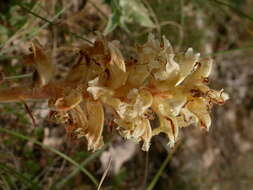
[0,34,229,151]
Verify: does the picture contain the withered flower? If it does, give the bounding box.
[0,34,229,151]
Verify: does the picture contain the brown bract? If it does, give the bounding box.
[0,34,229,151]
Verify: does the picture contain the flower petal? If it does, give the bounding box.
[85,100,104,151]
[48,90,82,111]
[134,89,153,115]
[153,115,179,147]
[31,40,54,87]
[187,98,211,130]
[175,48,200,86]
[87,86,114,100]
[127,64,150,87]
[106,41,128,89]
[184,57,213,85]
[176,108,199,127]
[115,118,152,151]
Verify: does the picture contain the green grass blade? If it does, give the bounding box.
[146,150,175,190]
[204,45,253,57]
[0,174,12,190]
[0,163,42,189]
[18,4,53,25]
[55,144,109,188]
[0,2,71,56]
[209,0,253,22]
[0,127,99,187]
[17,3,93,44]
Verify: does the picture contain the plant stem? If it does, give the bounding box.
[0,82,66,103]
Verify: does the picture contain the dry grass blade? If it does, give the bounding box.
[4,73,33,80]
[97,156,112,190]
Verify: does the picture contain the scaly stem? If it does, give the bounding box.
[0,82,66,103]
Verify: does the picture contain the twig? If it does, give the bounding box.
[23,101,37,128]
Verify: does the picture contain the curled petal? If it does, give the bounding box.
[87,86,114,100]
[71,105,88,129]
[207,89,229,104]
[187,98,211,130]
[88,77,100,87]
[176,48,200,86]
[134,89,153,115]
[108,41,126,72]
[117,103,138,121]
[139,33,160,61]
[153,54,179,81]
[114,118,134,139]
[170,96,187,116]
[192,85,229,104]
[127,64,150,87]
[184,58,213,85]
[100,96,122,110]
[177,108,199,127]
[153,115,179,147]
[152,92,186,117]
[65,57,88,83]
[162,35,173,54]
[115,118,152,151]
[140,119,152,151]
[106,41,128,89]
[106,65,128,89]
[48,91,82,111]
[115,89,153,121]
[131,119,147,139]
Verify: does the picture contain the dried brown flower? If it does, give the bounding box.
[0,34,229,151]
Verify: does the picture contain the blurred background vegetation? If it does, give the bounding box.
[0,0,253,189]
